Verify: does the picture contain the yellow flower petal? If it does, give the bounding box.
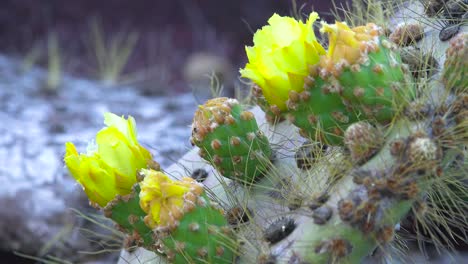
[240,12,325,111]
[266,14,303,48]
[270,41,302,74]
[104,112,137,144]
[64,113,152,207]
[64,142,82,182]
[263,74,292,108]
[83,159,117,206]
[304,12,320,43]
[96,127,140,190]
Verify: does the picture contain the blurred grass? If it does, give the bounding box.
[44,32,62,94]
[2,0,322,95]
[14,208,124,264]
[88,18,139,86]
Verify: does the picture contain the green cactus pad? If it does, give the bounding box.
[161,192,236,264]
[137,169,237,263]
[191,97,272,184]
[103,185,155,250]
[334,37,413,122]
[287,75,361,145]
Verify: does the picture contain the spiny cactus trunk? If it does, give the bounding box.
[107,1,467,263]
[119,103,465,263]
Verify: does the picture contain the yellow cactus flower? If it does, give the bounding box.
[139,169,203,229]
[320,21,380,75]
[240,12,326,111]
[64,113,153,207]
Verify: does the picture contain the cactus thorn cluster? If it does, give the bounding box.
[190,97,272,184]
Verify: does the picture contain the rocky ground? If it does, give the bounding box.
[0,54,200,263]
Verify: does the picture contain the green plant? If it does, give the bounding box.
[42,32,62,94]
[64,0,466,263]
[88,18,139,85]
[21,43,42,73]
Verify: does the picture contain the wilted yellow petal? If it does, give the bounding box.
[139,169,199,228]
[320,21,379,67]
[164,183,190,197]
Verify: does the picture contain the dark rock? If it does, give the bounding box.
[440,24,460,41]
[190,168,209,182]
[264,217,296,244]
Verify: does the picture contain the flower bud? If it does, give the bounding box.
[240,13,325,111]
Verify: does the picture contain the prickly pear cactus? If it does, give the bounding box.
[191,97,272,184]
[137,169,236,263]
[63,1,467,263]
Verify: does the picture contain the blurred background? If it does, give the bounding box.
[0,0,342,94]
[0,1,341,263]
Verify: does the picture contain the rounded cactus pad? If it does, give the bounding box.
[286,74,360,144]
[138,169,236,264]
[281,22,413,144]
[191,97,272,184]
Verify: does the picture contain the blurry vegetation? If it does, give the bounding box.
[44,32,62,94]
[118,29,173,95]
[21,44,42,73]
[333,0,390,27]
[14,208,123,264]
[87,18,139,86]
[0,0,342,95]
[21,32,64,96]
[290,0,308,19]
